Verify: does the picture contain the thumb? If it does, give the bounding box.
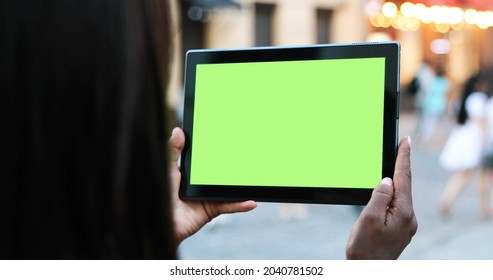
[169,127,185,163]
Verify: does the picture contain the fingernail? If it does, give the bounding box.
[172,127,179,136]
[406,135,411,146]
[381,177,392,186]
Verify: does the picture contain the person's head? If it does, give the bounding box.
[1,0,176,259]
[475,78,488,94]
[435,66,445,77]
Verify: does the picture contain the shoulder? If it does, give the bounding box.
[467,92,488,103]
[466,92,488,118]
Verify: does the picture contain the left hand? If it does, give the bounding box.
[169,127,257,248]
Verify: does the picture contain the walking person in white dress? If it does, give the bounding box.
[438,73,490,217]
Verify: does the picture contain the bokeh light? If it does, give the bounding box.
[381,2,398,18]
[370,2,493,31]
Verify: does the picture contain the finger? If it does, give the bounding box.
[169,127,185,163]
[209,200,257,217]
[393,136,412,204]
[363,177,394,216]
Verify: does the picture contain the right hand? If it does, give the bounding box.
[346,136,417,259]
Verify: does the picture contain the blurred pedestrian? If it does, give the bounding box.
[278,204,309,221]
[412,60,436,141]
[419,66,449,148]
[438,73,490,217]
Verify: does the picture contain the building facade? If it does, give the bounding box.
[169,0,493,114]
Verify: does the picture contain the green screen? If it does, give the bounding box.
[190,57,385,188]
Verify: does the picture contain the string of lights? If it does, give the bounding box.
[367,1,493,32]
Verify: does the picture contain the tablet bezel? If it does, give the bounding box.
[179,42,400,205]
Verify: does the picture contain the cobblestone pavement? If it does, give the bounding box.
[178,112,493,260]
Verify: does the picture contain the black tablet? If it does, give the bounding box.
[179,42,400,205]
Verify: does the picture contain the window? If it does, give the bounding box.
[316,9,333,44]
[255,3,275,46]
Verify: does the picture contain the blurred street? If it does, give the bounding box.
[178,112,493,260]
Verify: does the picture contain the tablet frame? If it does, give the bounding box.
[179,42,400,205]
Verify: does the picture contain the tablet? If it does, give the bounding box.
[179,42,400,205]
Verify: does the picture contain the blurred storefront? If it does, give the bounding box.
[169,0,367,114]
[169,0,493,114]
[176,0,366,51]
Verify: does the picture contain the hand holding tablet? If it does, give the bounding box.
[179,42,400,205]
[346,136,417,259]
[169,127,257,247]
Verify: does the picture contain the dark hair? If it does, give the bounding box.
[457,73,481,125]
[0,0,176,259]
